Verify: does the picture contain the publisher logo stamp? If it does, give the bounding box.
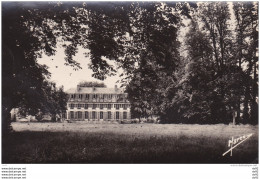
[223,133,253,156]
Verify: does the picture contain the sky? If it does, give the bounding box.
[37,46,122,91]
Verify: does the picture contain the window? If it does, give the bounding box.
[78,111,82,119]
[84,104,88,109]
[70,111,74,119]
[100,104,103,109]
[77,104,81,109]
[116,112,120,120]
[71,94,74,98]
[115,104,119,109]
[123,104,127,110]
[79,94,83,99]
[93,94,97,99]
[123,112,127,119]
[107,104,111,109]
[70,104,75,109]
[85,94,89,99]
[93,104,97,109]
[100,112,103,119]
[85,111,89,119]
[92,111,96,119]
[108,111,112,119]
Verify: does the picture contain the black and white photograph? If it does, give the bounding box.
[1,0,258,170]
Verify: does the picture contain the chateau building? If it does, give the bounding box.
[65,85,131,121]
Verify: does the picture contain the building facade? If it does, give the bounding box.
[65,85,131,121]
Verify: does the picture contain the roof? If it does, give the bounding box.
[66,87,126,94]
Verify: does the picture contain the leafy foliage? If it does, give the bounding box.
[78,81,106,88]
[127,2,258,124]
[2,2,73,133]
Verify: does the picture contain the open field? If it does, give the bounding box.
[2,122,258,163]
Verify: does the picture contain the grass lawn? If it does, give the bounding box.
[2,122,258,163]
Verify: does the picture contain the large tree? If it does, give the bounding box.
[233,2,258,124]
[2,2,78,133]
[170,2,258,124]
[125,3,182,119]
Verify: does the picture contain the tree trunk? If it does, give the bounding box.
[243,85,250,123]
[251,57,258,124]
[2,104,13,136]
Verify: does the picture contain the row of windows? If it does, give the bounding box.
[70,93,127,99]
[69,103,130,109]
[70,111,127,119]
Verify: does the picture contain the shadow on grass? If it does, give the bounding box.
[2,131,258,164]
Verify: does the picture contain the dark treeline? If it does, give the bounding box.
[78,81,106,88]
[126,2,258,124]
[124,2,258,124]
[2,2,258,133]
